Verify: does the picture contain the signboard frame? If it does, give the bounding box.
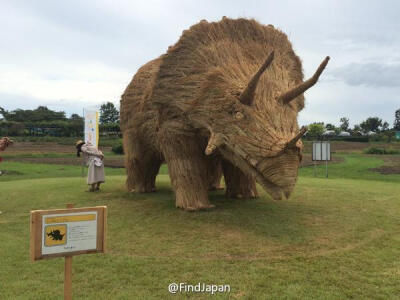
[312,141,331,161]
[30,206,107,261]
[311,141,331,178]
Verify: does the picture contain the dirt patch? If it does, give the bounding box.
[369,155,400,175]
[371,166,400,175]
[4,157,125,168]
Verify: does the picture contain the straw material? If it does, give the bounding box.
[121,17,325,210]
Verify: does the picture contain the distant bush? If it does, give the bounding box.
[112,142,124,154]
[363,147,400,155]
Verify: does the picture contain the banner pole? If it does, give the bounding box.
[81,109,85,178]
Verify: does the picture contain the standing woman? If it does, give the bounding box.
[76,140,105,192]
[0,137,13,174]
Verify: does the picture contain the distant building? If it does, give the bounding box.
[338,131,350,137]
[322,130,336,136]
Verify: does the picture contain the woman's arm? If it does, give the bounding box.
[81,145,103,158]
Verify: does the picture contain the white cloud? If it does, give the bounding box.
[1,0,400,125]
[0,62,131,105]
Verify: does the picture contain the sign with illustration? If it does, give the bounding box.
[84,111,99,146]
[30,206,106,260]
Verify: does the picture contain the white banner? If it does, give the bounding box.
[84,111,99,146]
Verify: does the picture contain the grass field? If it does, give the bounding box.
[1,153,400,299]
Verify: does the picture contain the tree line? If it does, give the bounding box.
[307,109,400,141]
[0,102,120,137]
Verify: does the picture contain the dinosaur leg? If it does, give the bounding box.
[123,131,136,191]
[123,131,162,193]
[161,134,213,211]
[222,159,258,199]
[205,155,223,191]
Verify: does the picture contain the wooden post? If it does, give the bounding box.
[65,203,74,300]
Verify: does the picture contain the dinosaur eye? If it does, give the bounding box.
[234,111,244,120]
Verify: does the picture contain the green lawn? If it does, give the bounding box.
[300,153,400,183]
[0,155,400,299]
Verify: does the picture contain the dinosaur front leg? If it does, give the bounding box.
[222,159,258,199]
[205,155,223,191]
[161,135,213,211]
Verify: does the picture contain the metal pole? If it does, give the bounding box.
[312,142,317,177]
[314,160,317,177]
[326,159,328,178]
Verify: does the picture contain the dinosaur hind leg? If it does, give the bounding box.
[124,131,163,193]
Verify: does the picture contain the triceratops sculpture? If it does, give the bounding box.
[120,17,329,211]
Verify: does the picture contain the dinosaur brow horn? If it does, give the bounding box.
[205,129,224,155]
[285,126,308,149]
[277,56,330,105]
[239,51,274,106]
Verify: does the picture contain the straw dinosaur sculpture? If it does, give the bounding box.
[120,18,329,211]
[0,137,13,152]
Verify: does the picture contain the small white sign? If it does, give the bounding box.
[312,141,331,161]
[41,211,98,255]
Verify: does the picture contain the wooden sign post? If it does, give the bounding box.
[65,203,74,300]
[30,205,107,299]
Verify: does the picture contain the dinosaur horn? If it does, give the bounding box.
[205,130,224,155]
[239,51,274,106]
[278,56,330,105]
[285,127,307,149]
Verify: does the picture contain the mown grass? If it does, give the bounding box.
[300,153,400,183]
[0,154,400,299]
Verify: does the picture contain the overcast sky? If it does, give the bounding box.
[1,0,399,127]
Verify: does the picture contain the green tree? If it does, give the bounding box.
[339,117,349,131]
[307,123,325,137]
[0,106,66,122]
[325,123,336,131]
[70,113,83,121]
[382,121,389,131]
[360,117,383,133]
[394,109,400,130]
[99,102,119,124]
